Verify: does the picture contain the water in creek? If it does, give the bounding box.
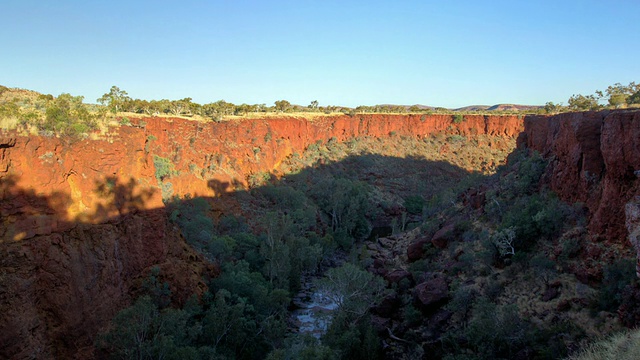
[290,279,339,338]
[290,226,390,338]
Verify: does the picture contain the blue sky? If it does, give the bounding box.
[2,0,639,108]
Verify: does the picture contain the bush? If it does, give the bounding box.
[464,298,529,358]
[500,193,568,252]
[248,171,270,187]
[404,195,425,215]
[598,258,637,311]
[153,155,176,181]
[41,93,97,136]
[266,336,337,360]
[168,196,215,250]
[447,134,466,143]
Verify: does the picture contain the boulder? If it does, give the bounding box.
[431,223,455,249]
[407,237,429,262]
[541,286,560,302]
[385,269,413,285]
[413,276,449,310]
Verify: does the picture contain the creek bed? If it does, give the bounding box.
[289,275,340,338]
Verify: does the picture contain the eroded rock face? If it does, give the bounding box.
[0,210,215,359]
[0,114,522,358]
[519,110,640,245]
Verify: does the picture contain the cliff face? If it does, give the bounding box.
[3,109,640,358]
[0,113,523,358]
[518,110,640,244]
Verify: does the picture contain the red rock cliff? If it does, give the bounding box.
[0,114,522,359]
[517,110,640,244]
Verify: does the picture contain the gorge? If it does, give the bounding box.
[1,110,640,359]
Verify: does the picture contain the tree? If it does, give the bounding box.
[318,263,385,360]
[463,298,529,358]
[97,296,201,359]
[165,98,194,116]
[567,93,601,111]
[274,100,291,112]
[311,178,371,249]
[491,227,516,257]
[605,83,632,108]
[43,93,96,134]
[308,100,319,110]
[260,211,292,288]
[543,101,563,114]
[97,86,131,113]
[201,289,256,354]
[316,263,385,320]
[629,89,640,105]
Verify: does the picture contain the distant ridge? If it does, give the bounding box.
[377,103,542,112]
[1,84,542,113]
[454,104,542,112]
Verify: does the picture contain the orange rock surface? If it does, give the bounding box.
[518,110,640,244]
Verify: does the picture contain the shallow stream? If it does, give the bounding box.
[290,277,339,338]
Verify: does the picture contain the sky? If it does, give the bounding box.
[1,0,639,108]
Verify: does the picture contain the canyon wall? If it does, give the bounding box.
[518,110,640,245]
[3,109,640,358]
[0,113,522,359]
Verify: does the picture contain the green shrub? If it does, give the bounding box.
[447,135,466,143]
[207,235,236,260]
[248,171,270,187]
[169,196,215,249]
[464,298,529,358]
[500,193,568,251]
[598,258,637,311]
[404,195,425,215]
[266,336,337,360]
[41,93,97,136]
[453,114,464,124]
[153,155,176,181]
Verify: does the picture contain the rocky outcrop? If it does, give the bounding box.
[518,110,640,245]
[0,211,214,359]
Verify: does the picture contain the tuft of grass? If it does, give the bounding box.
[0,116,19,130]
[567,330,640,360]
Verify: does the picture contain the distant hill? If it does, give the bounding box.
[380,103,542,112]
[0,86,44,103]
[454,104,542,112]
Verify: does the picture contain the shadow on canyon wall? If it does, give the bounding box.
[2,109,640,359]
